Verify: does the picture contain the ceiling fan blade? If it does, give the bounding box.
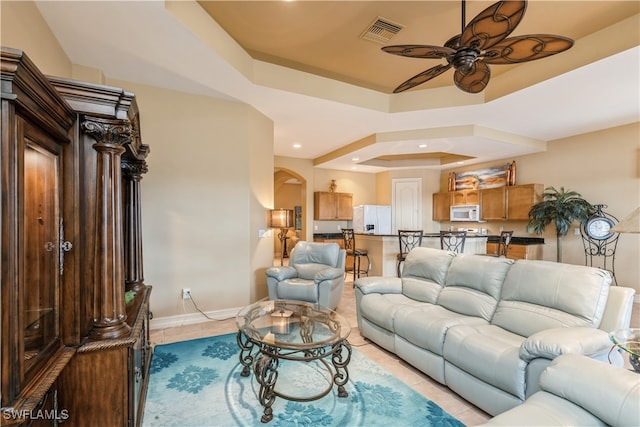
[460,1,526,51]
[482,35,575,64]
[454,61,490,93]
[393,64,453,93]
[382,44,455,59]
[444,35,462,49]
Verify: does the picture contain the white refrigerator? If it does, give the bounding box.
[352,205,392,234]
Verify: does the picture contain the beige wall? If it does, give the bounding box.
[4,1,276,321]
[1,1,71,77]
[247,107,275,302]
[107,80,274,317]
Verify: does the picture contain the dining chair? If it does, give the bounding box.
[342,228,369,282]
[440,230,467,253]
[396,230,423,277]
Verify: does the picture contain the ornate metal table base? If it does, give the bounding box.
[236,330,352,423]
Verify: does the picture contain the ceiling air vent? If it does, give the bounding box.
[360,17,404,44]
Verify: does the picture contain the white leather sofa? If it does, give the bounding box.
[480,354,640,426]
[354,247,635,416]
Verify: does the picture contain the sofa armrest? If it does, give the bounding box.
[520,327,612,362]
[265,266,297,281]
[540,354,640,427]
[599,285,635,333]
[481,354,640,427]
[314,267,343,283]
[354,276,402,295]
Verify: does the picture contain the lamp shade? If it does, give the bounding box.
[611,207,640,233]
[269,209,293,229]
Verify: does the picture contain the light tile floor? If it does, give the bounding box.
[149,268,640,427]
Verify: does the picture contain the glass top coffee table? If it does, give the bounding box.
[610,328,640,372]
[235,300,352,423]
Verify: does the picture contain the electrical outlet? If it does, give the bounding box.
[182,288,191,299]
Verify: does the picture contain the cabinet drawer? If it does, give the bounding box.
[486,243,542,260]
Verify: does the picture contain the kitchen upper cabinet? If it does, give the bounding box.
[436,184,543,222]
[506,184,543,221]
[432,192,451,221]
[314,192,353,220]
[479,184,542,221]
[480,187,507,221]
[451,189,479,206]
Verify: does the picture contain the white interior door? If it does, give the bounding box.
[392,178,422,233]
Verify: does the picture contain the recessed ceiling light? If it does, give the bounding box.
[418,144,427,148]
[457,161,465,164]
[293,143,301,148]
[352,157,359,161]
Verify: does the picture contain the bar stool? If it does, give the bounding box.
[440,230,467,253]
[495,230,513,257]
[396,230,423,277]
[342,228,369,282]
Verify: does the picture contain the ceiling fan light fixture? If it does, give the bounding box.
[383,0,574,94]
[452,48,480,72]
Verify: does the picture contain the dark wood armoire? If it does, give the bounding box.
[1,47,152,426]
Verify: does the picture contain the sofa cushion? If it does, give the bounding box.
[401,248,455,303]
[444,324,527,399]
[437,254,514,321]
[492,261,611,337]
[294,263,334,280]
[359,293,424,332]
[290,242,340,279]
[394,305,488,356]
[276,278,319,302]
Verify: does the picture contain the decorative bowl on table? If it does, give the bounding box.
[610,328,640,372]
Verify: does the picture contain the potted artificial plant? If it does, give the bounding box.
[527,186,593,263]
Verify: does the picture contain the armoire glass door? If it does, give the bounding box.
[22,132,62,378]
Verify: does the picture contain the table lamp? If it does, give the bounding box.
[269,209,294,266]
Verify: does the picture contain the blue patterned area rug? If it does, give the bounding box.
[143,333,464,426]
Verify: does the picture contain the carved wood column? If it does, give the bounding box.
[82,117,131,339]
[122,159,148,292]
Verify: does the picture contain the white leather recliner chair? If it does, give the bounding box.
[266,241,346,309]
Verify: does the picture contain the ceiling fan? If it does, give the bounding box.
[382,0,574,94]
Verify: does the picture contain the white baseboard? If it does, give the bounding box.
[150,306,242,330]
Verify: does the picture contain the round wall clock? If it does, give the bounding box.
[585,216,616,240]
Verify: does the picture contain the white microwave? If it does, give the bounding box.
[450,205,480,222]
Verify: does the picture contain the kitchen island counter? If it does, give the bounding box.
[353,233,488,277]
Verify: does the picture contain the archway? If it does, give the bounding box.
[273,168,307,260]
